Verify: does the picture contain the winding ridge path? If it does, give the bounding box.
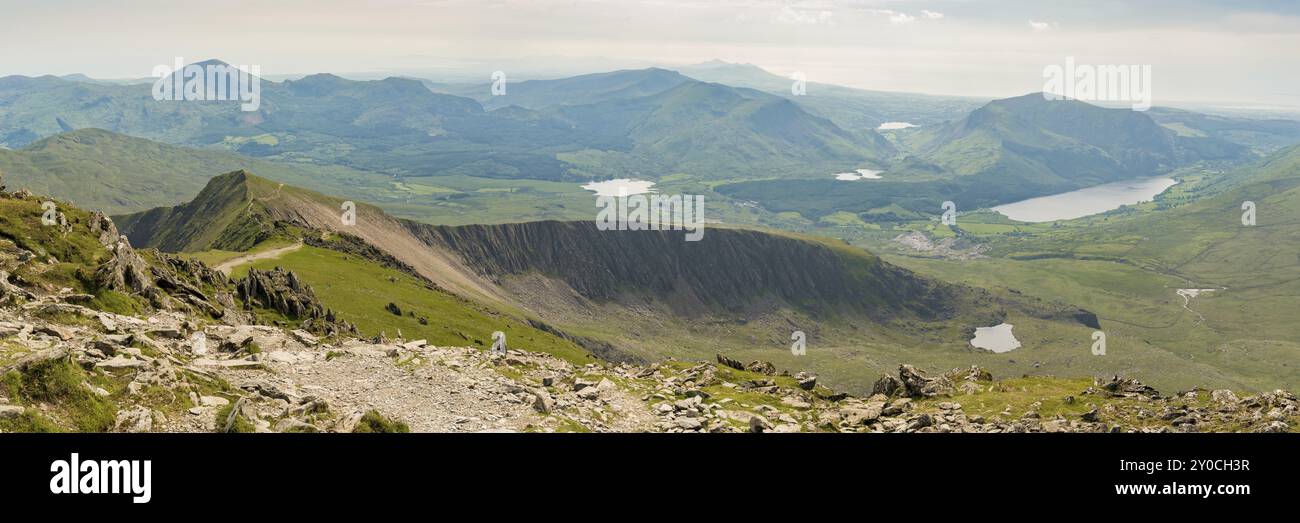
[215,241,304,275]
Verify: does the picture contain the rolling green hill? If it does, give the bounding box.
[1148,106,1300,154]
[717,94,1254,220]
[445,68,693,111]
[884,144,1300,392]
[546,80,894,178]
[0,128,382,215]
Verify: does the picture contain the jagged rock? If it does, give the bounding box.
[573,377,600,391]
[94,356,147,369]
[907,413,934,431]
[1097,375,1161,398]
[872,374,902,397]
[1081,407,1101,422]
[200,396,230,407]
[673,395,702,411]
[0,405,24,419]
[841,400,885,425]
[289,396,329,417]
[745,360,776,376]
[794,371,817,390]
[0,273,36,306]
[0,321,24,338]
[899,365,955,398]
[238,267,356,336]
[192,358,265,370]
[675,417,703,430]
[33,324,73,341]
[242,381,297,402]
[1254,421,1290,433]
[1211,389,1240,405]
[113,408,154,433]
[92,222,156,297]
[945,365,993,382]
[715,353,745,371]
[882,397,912,416]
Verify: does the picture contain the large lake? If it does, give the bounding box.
[992,177,1177,222]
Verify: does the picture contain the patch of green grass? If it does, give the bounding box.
[87,289,145,316]
[353,410,409,433]
[214,402,255,433]
[551,416,592,433]
[134,383,192,419]
[231,245,591,364]
[5,358,116,432]
[0,409,62,432]
[32,308,100,329]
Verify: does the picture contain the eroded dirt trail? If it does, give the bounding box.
[215,241,303,274]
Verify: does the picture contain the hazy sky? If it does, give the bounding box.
[2,0,1299,109]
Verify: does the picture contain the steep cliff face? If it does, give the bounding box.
[406,220,964,322]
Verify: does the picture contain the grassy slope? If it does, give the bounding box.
[883,146,1300,393]
[0,128,383,215]
[225,244,592,365]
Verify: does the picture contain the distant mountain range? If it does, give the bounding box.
[674,60,989,133]
[718,93,1258,219]
[0,62,893,182]
[3,60,1296,226]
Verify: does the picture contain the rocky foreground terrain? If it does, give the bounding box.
[0,186,1296,433]
[3,292,1297,434]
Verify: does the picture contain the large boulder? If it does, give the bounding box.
[113,407,154,433]
[898,365,954,398]
[871,374,902,397]
[715,353,745,371]
[945,365,993,383]
[745,360,776,376]
[1096,375,1161,398]
[794,371,817,391]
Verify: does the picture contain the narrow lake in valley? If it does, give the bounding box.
[833,168,883,181]
[580,178,656,196]
[992,176,1177,222]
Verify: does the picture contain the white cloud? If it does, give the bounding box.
[1028,19,1058,32]
[868,9,915,25]
[921,10,944,20]
[773,5,834,25]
